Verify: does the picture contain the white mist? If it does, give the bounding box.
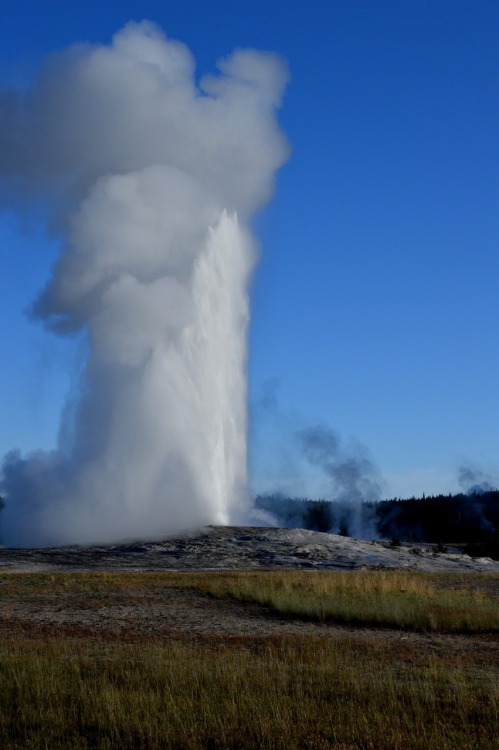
[0,22,288,546]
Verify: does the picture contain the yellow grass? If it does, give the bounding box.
[1,635,497,749]
[0,571,498,748]
[190,570,499,632]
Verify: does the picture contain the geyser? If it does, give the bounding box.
[0,21,289,546]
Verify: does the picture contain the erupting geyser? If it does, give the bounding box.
[0,22,289,546]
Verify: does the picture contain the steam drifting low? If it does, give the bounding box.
[0,22,289,546]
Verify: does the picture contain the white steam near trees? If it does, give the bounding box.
[0,22,289,546]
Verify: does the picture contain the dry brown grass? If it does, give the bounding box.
[0,571,498,749]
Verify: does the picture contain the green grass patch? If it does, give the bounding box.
[190,570,499,632]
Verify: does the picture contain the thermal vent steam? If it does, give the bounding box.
[299,425,381,538]
[0,22,289,546]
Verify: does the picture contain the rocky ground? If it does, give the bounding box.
[1,525,499,574]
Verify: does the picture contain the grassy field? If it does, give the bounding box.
[191,569,499,632]
[1,571,498,749]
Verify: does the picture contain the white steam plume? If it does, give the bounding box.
[0,22,288,546]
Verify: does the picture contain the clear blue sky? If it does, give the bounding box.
[1,0,498,500]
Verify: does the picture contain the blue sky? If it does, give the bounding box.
[1,0,498,500]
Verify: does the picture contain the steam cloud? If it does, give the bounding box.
[299,426,381,505]
[298,425,381,537]
[251,382,383,538]
[458,465,496,495]
[0,22,289,546]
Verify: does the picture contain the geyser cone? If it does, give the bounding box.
[0,22,289,546]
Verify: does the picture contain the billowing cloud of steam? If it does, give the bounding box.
[0,22,289,546]
[458,465,496,495]
[298,425,381,537]
[299,426,381,505]
[251,382,383,538]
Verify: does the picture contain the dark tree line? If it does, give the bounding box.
[255,490,499,560]
[256,495,335,533]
